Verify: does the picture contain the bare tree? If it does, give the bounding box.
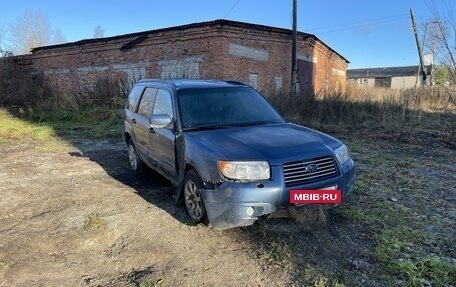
[424,0,456,85]
[0,25,9,57]
[7,10,68,54]
[0,24,7,49]
[9,10,54,54]
[53,27,67,45]
[93,25,104,38]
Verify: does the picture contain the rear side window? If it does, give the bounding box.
[126,85,145,111]
[137,87,158,117]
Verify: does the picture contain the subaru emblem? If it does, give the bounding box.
[306,163,318,172]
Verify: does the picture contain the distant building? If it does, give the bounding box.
[15,19,349,97]
[347,65,432,89]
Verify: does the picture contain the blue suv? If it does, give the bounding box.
[122,79,355,229]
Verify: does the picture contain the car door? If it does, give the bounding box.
[132,87,157,160]
[147,88,177,180]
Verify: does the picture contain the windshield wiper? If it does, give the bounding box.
[184,121,278,131]
[234,121,275,127]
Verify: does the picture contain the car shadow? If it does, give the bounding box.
[70,138,192,225]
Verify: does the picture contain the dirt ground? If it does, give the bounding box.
[0,136,455,287]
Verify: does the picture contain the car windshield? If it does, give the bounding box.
[177,87,284,130]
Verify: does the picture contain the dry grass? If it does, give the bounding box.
[288,205,329,227]
[341,85,455,113]
[268,86,456,146]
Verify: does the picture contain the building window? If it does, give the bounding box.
[159,56,203,80]
[334,81,340,93]
[374,77,391,88]
[274,76,282,95]
[249,73,258,89]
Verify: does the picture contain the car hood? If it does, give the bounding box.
[184,123,342,165]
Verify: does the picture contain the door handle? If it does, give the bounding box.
[149,127,155,134]
[132,118,136,124]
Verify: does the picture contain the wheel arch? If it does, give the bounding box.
[124,132,132,144]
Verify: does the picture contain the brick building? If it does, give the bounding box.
[19,19,348,97]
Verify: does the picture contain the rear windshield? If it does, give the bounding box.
[177,87,283,129]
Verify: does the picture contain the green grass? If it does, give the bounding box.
[0,107,121,145]
[372,227,456,286]
[27,106,121,138]
[259,237,292,269]
[353,176,372,195]
[331,207,368,222]
[386,257,456,287]
[341,139,455,286]
[0,109,56,143]
[374,227,425,262]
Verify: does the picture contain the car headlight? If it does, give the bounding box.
[334,144,350,164]
[218,161,270,181]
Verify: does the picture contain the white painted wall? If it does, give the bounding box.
[349,76,420,89]
[391,76,419,89]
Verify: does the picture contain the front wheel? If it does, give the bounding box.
[183,170,207,223]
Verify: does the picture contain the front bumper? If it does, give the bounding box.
[200,158,355,229]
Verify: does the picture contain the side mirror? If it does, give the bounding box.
[150,114,173,129]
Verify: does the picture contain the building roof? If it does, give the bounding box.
[347,65,432,78]
[30,19,348,63]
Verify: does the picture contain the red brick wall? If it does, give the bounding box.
[20,22,347,97]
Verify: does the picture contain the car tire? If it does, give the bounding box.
[183,170,208,224]
[127,139,142,173]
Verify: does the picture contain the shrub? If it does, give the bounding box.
[0,50,55,111]
[73,75,130,109]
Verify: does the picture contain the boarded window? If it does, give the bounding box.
[249,73,258,89]
[159,57,202,79]
[274,76,282,94]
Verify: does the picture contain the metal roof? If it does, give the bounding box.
[347,65,432,78]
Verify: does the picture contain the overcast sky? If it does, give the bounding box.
[0,0,451,68]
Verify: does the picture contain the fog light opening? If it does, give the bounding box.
[246,207,255,217]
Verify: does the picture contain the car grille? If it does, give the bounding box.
[283,156,338,187]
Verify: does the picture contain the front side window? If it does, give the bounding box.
[177,87,283,129]
[153,89,173,118]
[137,87,158,117]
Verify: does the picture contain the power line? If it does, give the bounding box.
[302,14,409,34]
[224,0,241,19]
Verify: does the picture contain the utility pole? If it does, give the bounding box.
[291,0,298,96]
[410,9,427,84]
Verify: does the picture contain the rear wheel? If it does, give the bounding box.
[127,139,142,173]
[183,170,207,223]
